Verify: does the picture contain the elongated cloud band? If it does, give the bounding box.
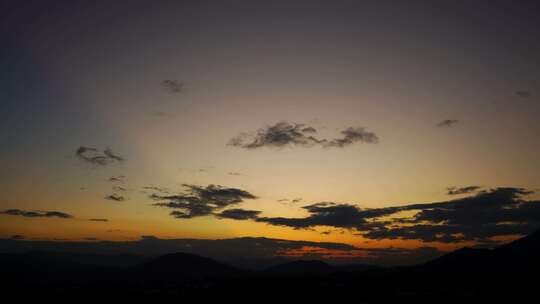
[436,119,459,127]
[228,122,378,149]
[255,187,539,244]
[0,209,73,219]
[149,183,540,245]
[155,185,538,245]
[447,185,482,195]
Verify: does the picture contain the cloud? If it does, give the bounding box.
[324,127,379,147]
[216,209,262,220]
[76,146,124,166]
[228,122,323,149]
[140,235,159,240]
[447,186,482,195]
[89,218,109,222]
[76,146,107,165]
[228,172,242,176]
[142,186,169,193]
[292,198,303,203]
[103,148,124,161]
[256,202,392,230]
[436,119,459,127]
[150,184,258,219]
[516,90,531,98]
[113,186,127,192]
[161,80,183,93]
[251,187,540,245]
[105,194,125,202]
[108,176,125,182]
[374,188,540,243]
[10,235,25,240]
[301,126,317,133]
[0,209,73,219]
[228,121,378,149]
[363,187,539,244]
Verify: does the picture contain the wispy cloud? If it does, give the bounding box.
[76,146,107,165]
[516,90,531,98]
[142,186,170,194]
[105,194,125,202]
[103,148,124,161]
[76,146,124,166]
[436,119,459,128]
[447,186,482,195]
[108,175,125,182]
[228,121,378,149]
[324,127,379,147]
[0,209,73,219]
[278,198,304,205]
[216,209,262,220]
[150,184,257,219]
[161,80,183,93]
[199,187,540,245]
[89,218,109,222]
[256,202,390,230]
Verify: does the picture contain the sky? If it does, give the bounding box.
[1,0,540,262]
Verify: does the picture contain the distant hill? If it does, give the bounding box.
[499,228,540,251]
[134,252,243,280]
[419,230,540,274]
[3,231,540,299]
[0,252,89,274]
[264,260,336,276]
[419,247,490,272]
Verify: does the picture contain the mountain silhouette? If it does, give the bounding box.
[3,230,540,299]
[134,252,242,280]
[419,247,489,272]
[419,229,540,274]
[499,228,540,251]
[264,260,336,276]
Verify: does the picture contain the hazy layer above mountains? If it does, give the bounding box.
[0,236,442,268]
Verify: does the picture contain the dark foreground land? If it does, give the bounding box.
[2,230,540,302]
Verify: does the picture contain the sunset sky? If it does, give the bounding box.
[1,1,540,259]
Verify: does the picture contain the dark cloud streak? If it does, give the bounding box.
[249,188,540,245]
[228,122,378,149]
[436,119,459,128]
[89,218,109,222]
[161,80,183,93]
[447,186,482,195]
[105,194,125,202]
[0,209,73,219]
[217,209,262,220]
[76,146,124,166]
[151,184,257,219]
